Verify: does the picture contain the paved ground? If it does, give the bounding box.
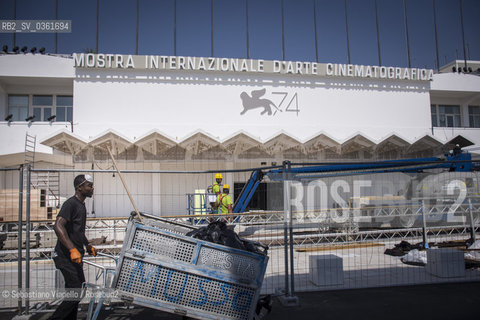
[1,281,479,320]
[268,282,480,320]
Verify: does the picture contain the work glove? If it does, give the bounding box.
[69,248,82,263]
[86,244,97,257]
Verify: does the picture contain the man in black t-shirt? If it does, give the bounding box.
[49,174,96,320]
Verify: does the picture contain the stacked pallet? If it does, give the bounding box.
[0,189,56,222]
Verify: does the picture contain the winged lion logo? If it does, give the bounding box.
[240,88,281,116]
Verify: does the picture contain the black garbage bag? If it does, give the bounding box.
[219,227,245,250]
[185,225,210,240]
[384,240,424,256]
[208,220,224,244]
[242,239,259,253]
[186,220,268,255]
[187,220,244,249]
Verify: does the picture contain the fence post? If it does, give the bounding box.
[25,164,31,314]
[17,165,23,315]
[278,161,299,306]
[468,198,476,243]
[113,219,117,247]
[421,200,429,249]
[287,161,296,299]
[282,161,289,295]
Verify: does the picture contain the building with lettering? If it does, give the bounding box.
[1,53,480,216]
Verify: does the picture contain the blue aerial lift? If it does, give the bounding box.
[233,150,478,213]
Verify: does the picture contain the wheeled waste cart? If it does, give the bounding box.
[108,213,269,320]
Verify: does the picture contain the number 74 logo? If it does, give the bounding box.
[239,89,300,116]
[271,92,300,116]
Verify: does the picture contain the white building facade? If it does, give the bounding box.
[1,53,480,217]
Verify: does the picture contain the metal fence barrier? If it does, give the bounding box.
[1,165,479,315]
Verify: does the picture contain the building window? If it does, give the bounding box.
[431,105,437,128]
[33,95,53,121]
[8,95,29,121]
[56,96,73,122]
[431,105,461,127]
[6,94,72,122]
[469,106,480,128]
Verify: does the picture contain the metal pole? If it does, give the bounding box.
[25,164,31,314]
[91,162,95,216]
[107,148,143,223]
[136,0,139,55]
[113,219,117,247]
[282,161,289,295]
[344,0,351,64]
[96,0,99,53]
[211,0,214,57]
[17,165,24,315]
[287,161,295,297]
[374,0,382,66]
[13,0,17,48]
[421,200,429,249]
[433,0,440,71]
[174,0,177,56]
[403,0,411,68]
[281,0,285,61]
[313,0,318,63]
[468,198,476,243]
[55,0,58,54]
[459,0,467,70]
[246,0,250,59]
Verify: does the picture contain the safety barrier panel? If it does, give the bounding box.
[1,164,480,316]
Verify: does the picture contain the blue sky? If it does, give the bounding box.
[1,0,479,69]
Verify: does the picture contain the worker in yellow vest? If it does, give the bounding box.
[208,173,223,213]
[216,184,233,215]
[212,173,223,195]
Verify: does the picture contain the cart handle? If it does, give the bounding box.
[133,211,197,230]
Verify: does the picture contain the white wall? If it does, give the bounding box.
[0,123,71,155]
[0,78,74,156]
[0,82,6,118]
[431,73,480,93]
[430,73,480,144]
[0,54,74,78]
[2,55,480,160]
[0,54,74,156]
[73,69,433,144]
[432,127,480,145]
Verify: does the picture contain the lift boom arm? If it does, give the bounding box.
[232,152,477,213]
